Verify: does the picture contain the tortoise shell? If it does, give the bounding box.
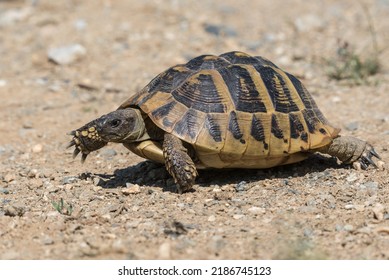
[119,51,340,169]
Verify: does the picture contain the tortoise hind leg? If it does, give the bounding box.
[317,136,384,170]
[163,133,198,193]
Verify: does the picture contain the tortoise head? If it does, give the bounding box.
[67,108,146,162]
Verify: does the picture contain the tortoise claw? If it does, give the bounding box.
[67,139,76,149]
[369,148,381,159]
[81,153,88,163]
[362,155,377,168]
[356,144,383,170]
[72,147,81,159]
[359,160,368,170]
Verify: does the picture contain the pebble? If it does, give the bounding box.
[62,176,78,185]
[233,214,244,220]
[4,203,26,217]
[41,236,54,245]
[360,181,379,190]
[101,214,112,221]
[356,226,372,235]
[376,227,389,234]
[372,203,385,221]
[344,224,354,231]
[346,173,358,182]
[303,228,314,237]
[247,206,266,215]
[126,221,140,229]
[27,169,39,178]
[158,242,171,259]
[354,205,365,211]
[48,44,87,65]
[99,148,117,158]
[0,145,6,155]
[74,19,87,31]
[122,184,141,195]
[0,80,7,87]
[235,181,249,192]
[209,235,225,251]
[208,215,216,222]
[331,96,341,103]
[335,224,343,231]
[294,14,326,32]
[0,188,9,194]
[32,144,43,153]
[0,7,32,27]
[144,211,154,218]
[345,121,359,131]
[4,173,15,183]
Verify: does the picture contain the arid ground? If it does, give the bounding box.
[0,0,389,259]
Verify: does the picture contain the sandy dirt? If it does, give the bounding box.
[0,0,389,259]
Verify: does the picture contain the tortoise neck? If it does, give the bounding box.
[122,108,150,143]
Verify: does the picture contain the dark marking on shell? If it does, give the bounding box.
[171,73,226,113]
[151,101,176,119]
[319,128,327,135]
[314,109,330,125]
[302,109,319,133]
[174,109,198,140]
[289,114,305,139]
[257,66,300,113]
[218,65,267,113]
[205,114,222,142]
[228,111,243,140]
[264,142,269,150]
[250,115,265,142]
[271,114,284,139]
[240,139,246,144]
[300,131,308,142]
[162,117,174,128]
[285,72,316,110]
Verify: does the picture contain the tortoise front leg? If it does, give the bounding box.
[162,133,198,193]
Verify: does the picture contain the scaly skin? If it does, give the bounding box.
[317,136,383,169]
[162,133,198,193]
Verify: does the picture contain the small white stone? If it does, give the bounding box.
[233,214,245,220]
[158,242,171,259]
[247,206,266,215]
[372,203,385,221]
[122,184,141,195]
[208,215,216,222]
[346,173,358,182]
[294,14,326,32]
[32,144,43,153]
[0,8,32,27]
[48,44,87,65]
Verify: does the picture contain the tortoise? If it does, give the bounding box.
[68,51,382,193]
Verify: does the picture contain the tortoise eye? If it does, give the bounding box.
[110,119,122,128]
